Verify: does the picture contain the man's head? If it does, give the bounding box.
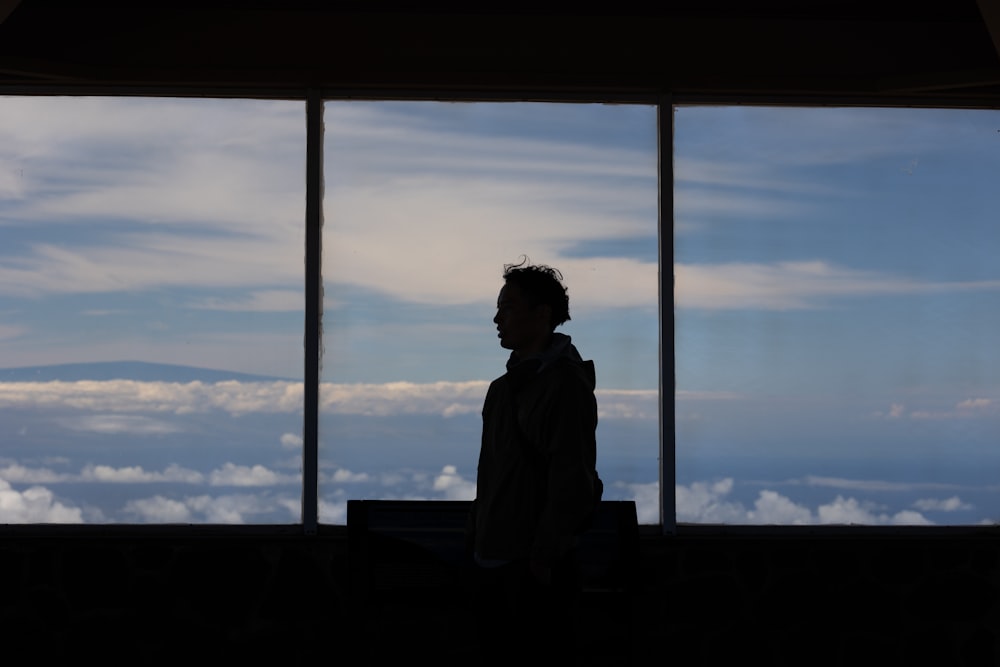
[493,260,570,355]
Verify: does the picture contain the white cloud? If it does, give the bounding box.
[432,465,477,500]
[187,290,303,312]
[674,157,842,196]
[2,96,657,316]
[874,397,998,421]
[319,497,347,524]
[619,480,660,524]
[79,463,204,484]
[123,495,192,522]
[0,478,83,523]
[3,461,205,485]
[747,490,814,524]
[209,463,295,487]
[816,495,933,526]
[58,414,182,435]
[596,389,659,419]
[799,475,959,493]
[675,478,753,523]
[0,379,304,415]
[330,468,371,484]
[123,492,297,524]
[676,260,1000,311]
[280,432,303,449]
[674,478,935,525]
[913,496,973,512]
[320,380,490,417]
[0,462,66,484]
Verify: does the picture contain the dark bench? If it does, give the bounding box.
[346,499,640,661]
[346,499,639,661]
[347,499,639,593]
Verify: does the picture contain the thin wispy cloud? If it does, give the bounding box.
[0,377,660,421]
[676,260,1000,310]
[187,290,302,312]
[58,414,183,435]
[873,398,998,421]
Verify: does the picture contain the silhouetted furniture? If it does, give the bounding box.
[347,499,639,662]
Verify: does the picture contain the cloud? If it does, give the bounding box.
[123,495,193,522]
[2,97,657,317]
[674,477,935,525]
[817,496,933,526]
[79,463,204,484]
[748,490,814,524]
[674,157,842,196]
[798,475,961,493]
[596,389,659,419]
[913,496,973,512]
[319,380,490,417]
[209,463,296,487]
[0,462,67,484]
[675,478,754,523]
[618,480,660,524]
[187,290,303,312]
[0,379,304,415]
[873,398,998,421]
[124,492,299,524]
[1,97,303,225]
[2,461,206,485]
[432,465,477,500]
[676,260,1000,311]
[58,414,183,435]
[0,478,83,523]
[0,324,27,341]
[329,468,371,484]
[319,497,347,524]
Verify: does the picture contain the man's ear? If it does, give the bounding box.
[535,303,552,328]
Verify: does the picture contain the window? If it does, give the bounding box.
[318,101,660,524]
[674,105,1000,526]
[3,94,996,529]
[0,96,306,523]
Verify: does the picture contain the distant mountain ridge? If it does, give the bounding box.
[0,361,298,383]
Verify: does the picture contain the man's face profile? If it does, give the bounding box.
[493,282,548,354]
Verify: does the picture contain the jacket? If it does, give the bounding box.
[471,333,599,566]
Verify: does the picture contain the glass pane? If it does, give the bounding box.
[320,101,660,524]
[0,96,305,523]
[674,105,1000,525]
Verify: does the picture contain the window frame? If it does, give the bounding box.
[2,86,999,538]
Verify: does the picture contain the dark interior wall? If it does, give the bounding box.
[1,2,999,662]
[1,527,998,663]
[1,1,999,101]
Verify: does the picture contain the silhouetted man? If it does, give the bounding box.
[468,259,601,665]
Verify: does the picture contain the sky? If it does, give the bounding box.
[0,97,998,526]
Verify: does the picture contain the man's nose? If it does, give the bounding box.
[493,312,500,324]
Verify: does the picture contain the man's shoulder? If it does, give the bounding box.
[536,357,595,394]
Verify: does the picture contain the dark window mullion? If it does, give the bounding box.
[660,98,676,534]
[302,91,324,534]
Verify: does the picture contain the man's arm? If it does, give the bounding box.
[529,372,598,571]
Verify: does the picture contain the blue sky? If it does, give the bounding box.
[0,97,998,525]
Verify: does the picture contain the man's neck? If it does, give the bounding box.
[513,333,553,360]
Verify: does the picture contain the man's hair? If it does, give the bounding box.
[502,258,571,329]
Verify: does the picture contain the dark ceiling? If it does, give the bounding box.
[1,0,999,104]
